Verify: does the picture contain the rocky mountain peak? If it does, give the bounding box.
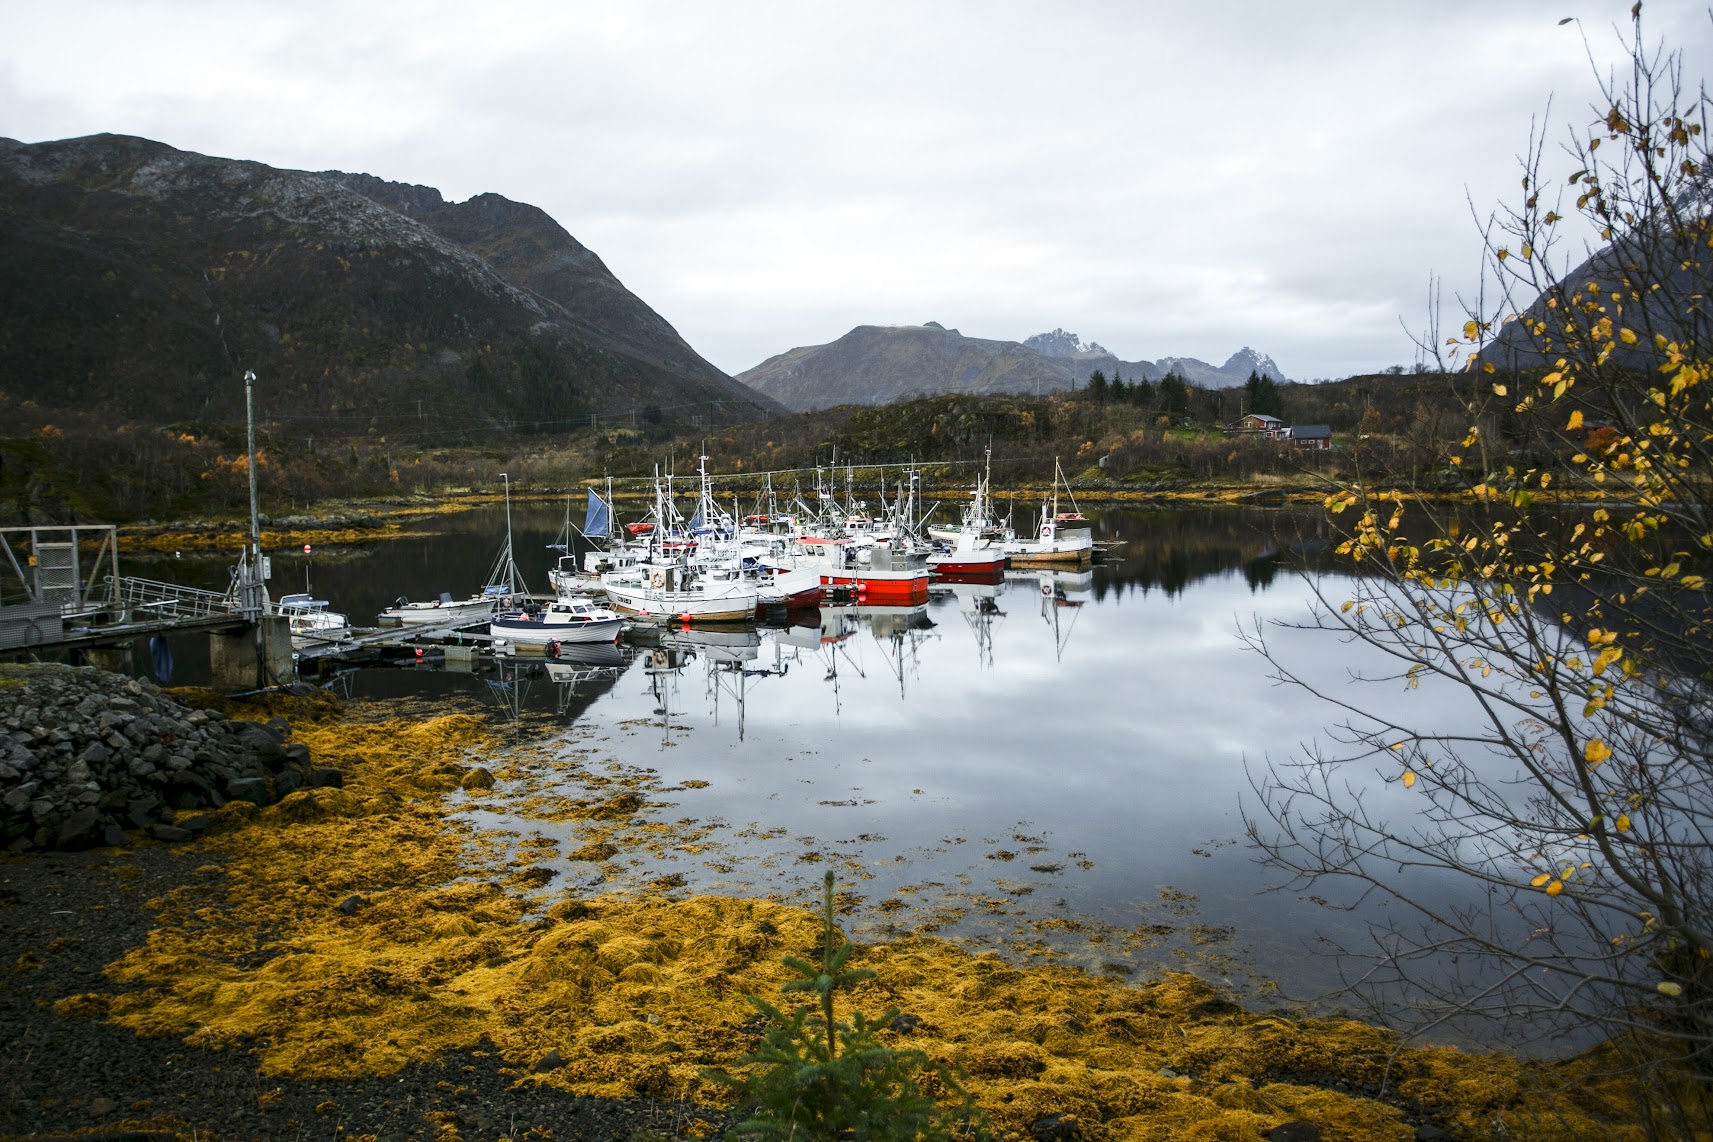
[1024,328,1107,358]
[1220,346,1284,378]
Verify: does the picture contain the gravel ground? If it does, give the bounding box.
[0,842,732,1142]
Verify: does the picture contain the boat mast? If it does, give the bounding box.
[500,472,524,595]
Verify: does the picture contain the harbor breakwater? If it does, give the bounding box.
[0,664,342,851]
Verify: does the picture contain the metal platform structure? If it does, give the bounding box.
[0,527,255,651]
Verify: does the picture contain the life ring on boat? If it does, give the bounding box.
[650,570,666,589]
[1040,581,1054,597]
[547,640,561,658]
[1039,524,1052,540]
[652,649,669,668]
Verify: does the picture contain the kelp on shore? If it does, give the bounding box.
[59,692,1659,1141]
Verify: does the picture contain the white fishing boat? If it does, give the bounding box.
[739,544,824,610]
[928,448,1007,547]
[489,595,624,647]
[547,484,638,596]
[602,559,760,624]
[1003,460,1093,567]
[275,593,351,647]
[598,463,760,623]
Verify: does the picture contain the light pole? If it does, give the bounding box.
[243,369,265,618]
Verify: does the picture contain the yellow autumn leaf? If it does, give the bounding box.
[1402,770,1417,788]
[1530,873,1553,887]
[1620,327,1638,345]
[1546,880,1565,896]
[1617,814,1632,832]
[1585,739,1613,765]
[1464,320,1481,341]
[1658,981,1684,997]
[1567,409,1584,430]
[1493,384,1508,396]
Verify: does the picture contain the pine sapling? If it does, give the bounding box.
[708,870,980,1140]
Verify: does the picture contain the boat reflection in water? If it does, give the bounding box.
[1009,567,1091,661]
[485,641,634,723]
[409,576,1073,735]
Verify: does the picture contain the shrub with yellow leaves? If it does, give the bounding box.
[1245,8,1713,1137]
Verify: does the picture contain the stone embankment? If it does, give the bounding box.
[0,664,342,851]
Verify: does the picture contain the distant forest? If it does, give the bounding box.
[0,368,1535,525]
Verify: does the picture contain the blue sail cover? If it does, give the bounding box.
[584,490,610,539]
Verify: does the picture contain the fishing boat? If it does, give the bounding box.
[547,484,642,596]
[1003,460,1093,567]
[927,526,1006,578]
[793,534,931,605]
[602,559,760,624]
[275,593,351,647]
[927,449,1006,547]
[489,595,624,647]
[675,460,808,612]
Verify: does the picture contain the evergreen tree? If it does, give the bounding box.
[1086,369,1108,402]
[1159,371,1189,417]
[1244,371,1284,418]
[708,871,980,1140]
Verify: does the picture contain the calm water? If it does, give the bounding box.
[134,501,1496,1007]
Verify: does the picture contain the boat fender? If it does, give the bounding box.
[548,640,562,658]
[652,649,669,668]
[651,570,666,589]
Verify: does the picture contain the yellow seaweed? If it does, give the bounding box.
[77,694,1677,1141]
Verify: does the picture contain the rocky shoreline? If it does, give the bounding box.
[0,663,727,1141]
[0,664,341,853]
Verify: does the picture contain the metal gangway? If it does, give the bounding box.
[113,576,242,624]
[2,525,252,652]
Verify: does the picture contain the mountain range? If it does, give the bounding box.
[0,134,774,436]
[736,323,1288,412]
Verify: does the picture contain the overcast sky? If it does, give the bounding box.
[5,2,1711,381]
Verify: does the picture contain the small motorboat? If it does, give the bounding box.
[378,586,510,627]
[489,596,624,648]
[276,593,351,647]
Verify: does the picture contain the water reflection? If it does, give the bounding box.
[133,503,1502,1010]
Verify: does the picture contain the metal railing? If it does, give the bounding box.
[114,576,241,622]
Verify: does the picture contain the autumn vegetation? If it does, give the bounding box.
[0,364,1512,527]
[1247,9,1713,1136]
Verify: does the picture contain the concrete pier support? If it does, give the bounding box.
[210,616,295,693]
[79,644,135,675]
